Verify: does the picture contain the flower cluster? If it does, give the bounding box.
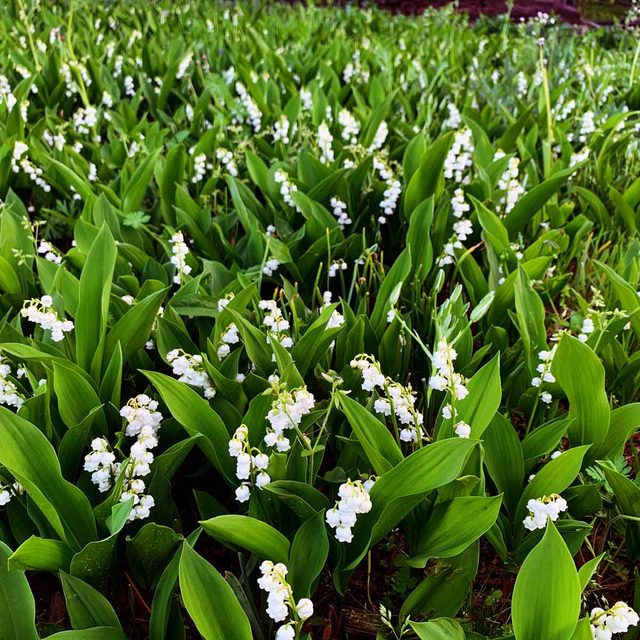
[318,122,334,164]
[215,148,238,176]
[274,170,300,211]
[0,356,25,409]
[259,299,293,349]
[166,348,216,398]
[328,259,348,278]
[373,156,401,222]
[322,291,345,329]
[326,479,374,543]
[590,602,639,639]
[338,108,360,143]
[228,425,271,502]
[20,295,74,342]
[118,394,162,520]
[84,437,120,493]
[169,231,192,284]
[497,156,525,215]
[579,111,596,142]
[216,323,240,359]
[441,402,472,438]
[0,481,23,507]
[343,50,369,84]
[330,196,352,229]
[428,339,469,401]
[12,142,51,192]
[262,257,280,276]
[374,381,424,442]
[531,345,556,404]
[235,81,261,132]
[368,121,388,152]
[578,316,595,342]
[192,152,212,183]
[273,115,291,144]
[264,380,315,453]
[443,102,461,129]
[350,354,386,391]
[444,128,474,184]
[523,494,568,530]
[37,240,62,264]
[258,561,314,638]
[439,189,473,267]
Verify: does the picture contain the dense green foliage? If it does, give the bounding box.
[0,1,639,638]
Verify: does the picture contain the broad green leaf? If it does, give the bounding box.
[552,335,609,456]
[143,371,234,482]
[126,523,182,590]
[577,553,603,591]
[505,167,575,236]
[288,511,329,598]
[178,543,252,640]
[346,439,477,570]
[515,445,590,528]
[410,618,465,640]
[0,409,97,550]
[53,360,103,430]
[483,414,524,515]
[0,541,38,640]
[9,536,73,572]
[409,495,502,566]
[370,248,412,335]
[438,354,501,439]
[403,132,453,216]
[104,288,167,364]
[60,571,122,630]
[337,391,403,475]
[121,149,162,212]
[512,521,581,640]
[44,629,128,640]
[75,224,117,375]
[200,515,290,564]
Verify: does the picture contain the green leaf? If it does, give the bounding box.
[288,510,329,598]
[410,618,465,640]
[0,409,97,550]
[178,543,252,640]
[0,541,38,640]
[552,335,609,456]
[403,132,453,217]
[337,391,403,475]
[409,496,502,566]
[483,414,524,515]
[148,529,201,640]
[60,571,122,630]
[439,354,501,439]
[512,521,581,640]
[472,195,510,256]
[105,288,167,364]
[370,248,412,335]
[504,167,575,236]
[44,629,128,640]
[75,224,117,375]
[514,266,547,375]
[577,553,603,591]
[346,439,477,570]
[126,523,182,590]
[515,445,590,528]
[200,515,290,564]
[8,537,73,572]
[122,149,162,213]
[142,371,234,483]
[53,360,103,430]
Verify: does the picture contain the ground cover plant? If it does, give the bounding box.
[0,0,640,638]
